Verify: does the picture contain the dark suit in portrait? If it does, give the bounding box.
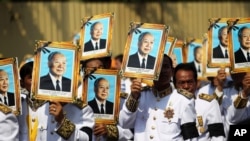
[39,74,71,92]
[88,98,114,114]
[84,39,106,52]
[213,45,226,58]
[189,61,202,74]
[127,53,156,69]
[0,92,15,106]
[234,48,248,63]
[7,92,15,106]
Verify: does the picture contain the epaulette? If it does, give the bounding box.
[27,98,47,111]
[73,98,87,109]
[0,103,12,114]
[106,124,119,140]
[199,93,215,102]
[234,95,248,109]
[177,89,194,99]
[120,93,128,99]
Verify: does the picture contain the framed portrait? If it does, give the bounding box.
[32,41,81,103]
[164,36,177,55]
[80,12,114,60]
[228,18,250,73]
[83,69,120,124]
[120,22,169,80]
[203,38,230,77]
[207,18,233,68]
[185,38,205,79]
[168,39,185,68]
[0,58,21,115]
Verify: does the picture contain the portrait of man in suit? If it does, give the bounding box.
[190,46,203,76]
[0,69,15,106]
[88,77,114,114]
[234,26,250,63]
[213,26,229,59]
[127,32,156,69]
[84,21,107,52]
[39,51,71,92]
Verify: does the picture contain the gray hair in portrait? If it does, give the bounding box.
[138,32,154,43]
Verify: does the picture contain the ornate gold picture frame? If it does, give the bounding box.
[0,57,21,115]
[185,38,206,79]
[80,12,114,60]
[120,22,169,80]
[164,36,177,55]
[31,41,81,103]
[168,39,185,68]
[228,18,250,73]
[207,18,233,68]
[84,69,120,124]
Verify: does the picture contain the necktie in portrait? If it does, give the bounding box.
[4,96,7,105]
[101,104,105,114]
[225,49,228,58]
[95,42,98,50]
[56,80,61,91]
[247,52,250,62]
[141,58,146,68]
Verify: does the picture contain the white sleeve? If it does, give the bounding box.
[118,101,138,129]
[117,125,133,141]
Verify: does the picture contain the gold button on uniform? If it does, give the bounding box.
[150,135,154,139]
[151,126,155,130]
[153,117,156,120]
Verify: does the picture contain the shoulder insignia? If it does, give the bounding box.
[56,118,75,140]
[177,89,194,99]
[199,93,215,102]
[0,103,12,114]
[120,93,128,99]
[73,98,87,109]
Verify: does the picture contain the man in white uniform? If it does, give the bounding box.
[119,55,198,141]
[174,63,225,141]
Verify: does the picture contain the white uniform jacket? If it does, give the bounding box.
[195,93,225,141]
[223,87,250,125]
[119,89,198,141]
[0,110,19,141]
[18,94,94,141]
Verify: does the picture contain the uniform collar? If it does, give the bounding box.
[152,86,172,98]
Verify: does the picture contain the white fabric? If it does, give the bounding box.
[119,89,197,141]
[18,93,94,141]
[0,111,19,141]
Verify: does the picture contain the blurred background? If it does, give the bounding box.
[0,0,249,63]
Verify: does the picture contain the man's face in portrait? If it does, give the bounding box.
[91,23,103,41]
[138,34,154,56]
[0,71,9,94]
[95,79,109,102]
[239,28,250,50]
[170,54,177,68]
[219,27,228,47]
[49,54,66,78]
[195,47,203,64]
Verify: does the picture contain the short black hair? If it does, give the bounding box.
[19,61,33,80]
[173,62,198,86]
[114,54,123,63]
[163,54,173,70]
